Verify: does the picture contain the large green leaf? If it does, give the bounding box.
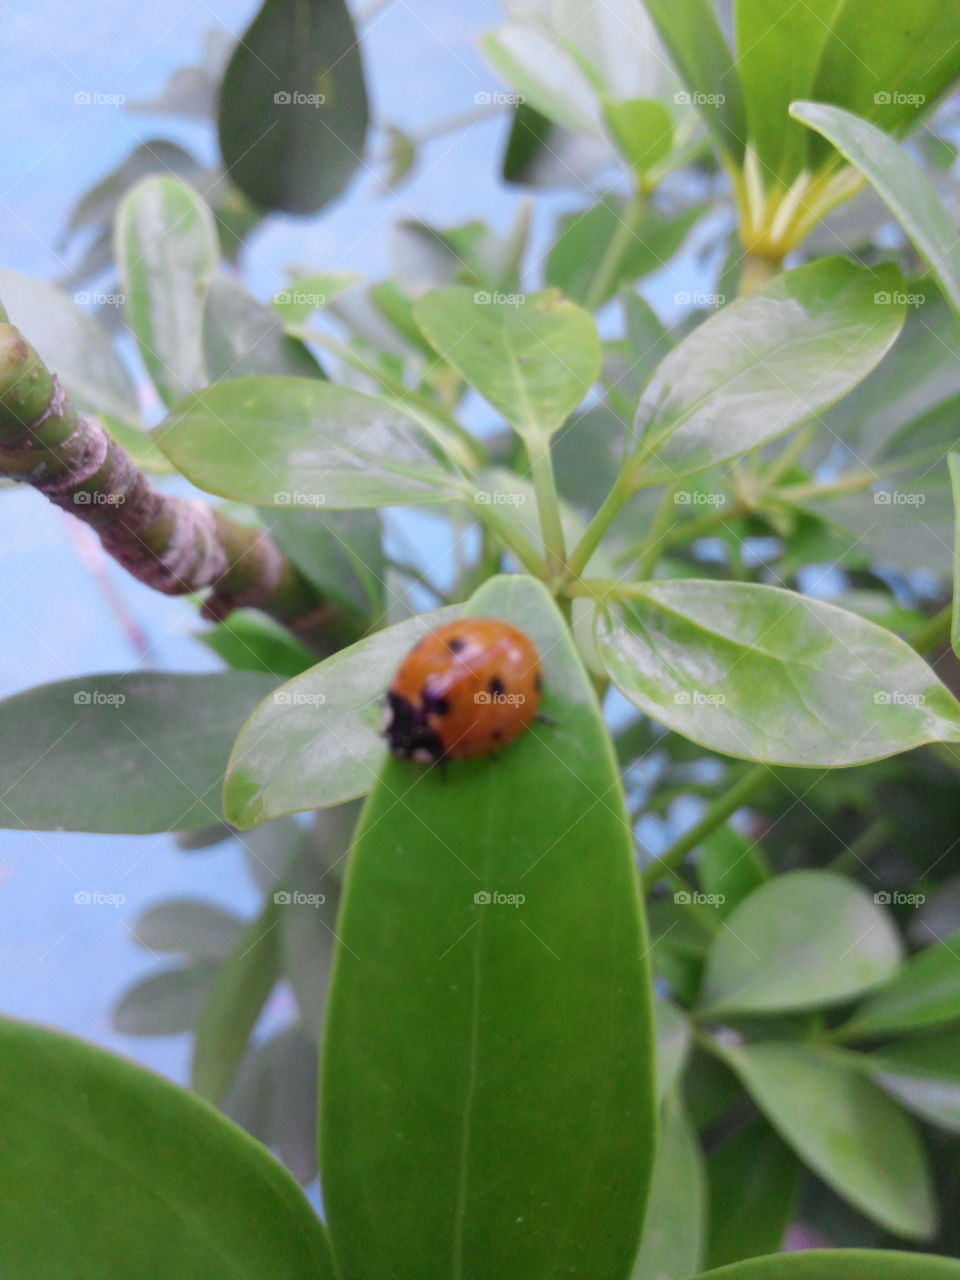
[705,1120,799,1269]
[627,258,905,487]
[217,0,368,215]
[223,607,459,827]
[115,176,218,407]
[154,378,461,508]
[694,1251,960,1279]
[734,0,840,186]
[843,929,960,1037]
[203,276,324,381]
[191,896,283,1103]
[631,1097,705,1280]
[319,575,655,1280]
[0,673,274,833]
[596,580,960,766]
[112,964,218,1035]
[701,870,902,1015]
[266,507,385,619]
[721,1041,935,1240]
[0,1016,335,1277]
[413,287,602,442]
[792,103,960,317]
[132,897,245,958]
[951,453,960,657]
[546,199,705,307]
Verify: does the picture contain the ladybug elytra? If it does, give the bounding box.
[384,618,542,764]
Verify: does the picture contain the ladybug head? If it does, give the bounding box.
[382,690,445,764]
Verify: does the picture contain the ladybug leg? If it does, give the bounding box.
[534,711,557,729]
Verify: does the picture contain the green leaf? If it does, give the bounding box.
[693,1251,960,1278]
[805,2,960,169]
[132,897,245,958]
[266,507,385,619]
[705,1119,799,1269]
[217,0,368,215]
[223,607,460,827]
[546,199,705,307]
[115,176,218,407]
[602,98,673,177]
[203,276,324,381]
[701,870,902,1016]
[791,103,960,317]
[112,964,217,1036]
[866,1031,960,1132]
[198,610,318,679]
[697,824,768,915]
[627,258,906,487]
[631,1097,705,1280]
[655,999,692,1102]
[596,580,960,767]
[191,897,283,1103]
[843,929,960,1037]
[641,0,747,162]
[0,1016,335,1277]
[319,575,655,1280]
[949,454,960,657]
[154,377,461,508]
[413,287,602,442]
[721,1041,936,1240]
[734,0,841,185]
[481,27,608,141]
[0,673,274,833]
[272,272,362,322]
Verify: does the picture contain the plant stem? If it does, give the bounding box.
[641,763,773,892]
[826,817,888,875]
[567,473,632,578]
[909,603,952,654]
[633,481,681,579]
[527,435,567,586]
[581,188,646,313]
[737,250,782,297]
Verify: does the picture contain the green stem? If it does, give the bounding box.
[582,188,647,313]
[827,817,888,875]
[641,764,773,892]
[567,473,632,579]
[633,481,682,579]
[527,435,567,586]
[737,250,782,297]
[909,603,952,654]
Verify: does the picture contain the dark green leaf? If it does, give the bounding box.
[844,929,960,1037]
[266,507,385,619]
[867,1030,960,1132]
[112,964,217,1035]
[199,610,317,679]
[0,1016,335,1277]
[602,98,674,177]
[320,575,655,1279]
[132,898,245,958]
[693,1251,960,1278]
[203,276,324,381]
[705,1120,799,1269]
[0,673,274,833]
[631,1097,705,1279]
[697,824,768,915]
[217,0,368,215]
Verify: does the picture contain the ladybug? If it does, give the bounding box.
[384,618,543,764]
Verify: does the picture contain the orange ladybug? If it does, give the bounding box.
[384,618,542,763]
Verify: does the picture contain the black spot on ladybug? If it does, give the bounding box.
[445,636,466,653]
[492,729,503,741]
[489,676,505,698]
[534,673,542,693]
[422,689,450,716]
